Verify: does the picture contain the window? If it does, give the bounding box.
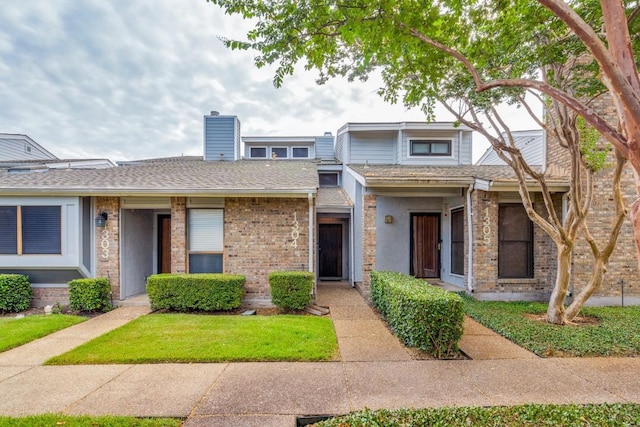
[319,172,339,187]
[292,147,309,158]
[250,147,267,158]
[188,209,223,273]
[498,204,533,278]
[0,206,61,255]
[271,147,287,159]
[450,208,464,275]
[410,139,452,156]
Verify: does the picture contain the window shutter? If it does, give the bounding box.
[188,209,223,251]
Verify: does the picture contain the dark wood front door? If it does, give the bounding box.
[158,215,171,274]
[319,223,342,278]
[411,213,440,278]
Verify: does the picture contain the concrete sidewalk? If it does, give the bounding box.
[0,284,638,426]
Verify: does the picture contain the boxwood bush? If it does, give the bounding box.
[269,271,314,310]
[0,274,32,313]
[68,278,112,312]
[370,270,464,358]
[146,273,245,311]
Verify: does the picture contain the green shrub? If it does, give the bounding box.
[268,271,314,310]
[146,274,245,311]
[0,274,32,313]
[68,278,112,312]
[370,271,464,358]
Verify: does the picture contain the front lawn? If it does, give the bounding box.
[312,403,640,426]
[463,297,640,357]
[0,415,180,427]
[46,314,338,364]
[0,315,86,353]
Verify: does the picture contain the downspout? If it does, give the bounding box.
[308,193,315,296]
[466,182,475,293]
[350,205,355,288]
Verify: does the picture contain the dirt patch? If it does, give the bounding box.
[524,313,600,326]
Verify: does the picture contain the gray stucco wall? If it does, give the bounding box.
[375,196,444,274]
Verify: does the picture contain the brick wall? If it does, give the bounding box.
[359,194,377,295]
[31,287,69,307]
[472,191,558,300]
[95,197,121,300]
[224,197,311,300]
[171,197,187,273]
[549,92,639,303]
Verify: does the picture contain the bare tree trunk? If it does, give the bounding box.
[546,244,573,324]
[565,259,604,320]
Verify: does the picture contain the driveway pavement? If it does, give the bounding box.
[0,283,638,426]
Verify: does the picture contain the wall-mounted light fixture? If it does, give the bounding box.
[95,212,108,227]
[384,214,394,224]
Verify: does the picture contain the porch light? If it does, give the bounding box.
[384,215,394,224]
[95,212,108,227]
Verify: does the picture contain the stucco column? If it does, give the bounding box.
[171,197,187,273]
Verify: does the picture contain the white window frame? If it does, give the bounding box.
[187,208,224,273]
[408,138,454,158]
[249,146,268,158]
[291,146,310,159]
[270,146,289,159]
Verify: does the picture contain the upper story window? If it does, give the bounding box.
[250,147,267,158]
[0,205,62,255]
[292,147,309,158]
[409,139,452,157]
[271,147,288,159]
[319,172,339,187]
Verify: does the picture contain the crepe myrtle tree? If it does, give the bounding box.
[208,0,636,323]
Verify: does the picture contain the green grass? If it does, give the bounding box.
[462,297,640,357]
[0,415,181,427]
[312,403,640,426]
[46,314,338,364]
[0,315,86,352]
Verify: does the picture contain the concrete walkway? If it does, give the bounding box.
[0,284,638,426]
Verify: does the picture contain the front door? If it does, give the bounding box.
[157,215,171,274]
[319,223,342,278]
[411,213,440,278]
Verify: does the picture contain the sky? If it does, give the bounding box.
[0,1,540,162]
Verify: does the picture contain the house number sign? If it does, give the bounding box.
[482,207,491,244]
[291,212,300,248]
[100,229,110,260]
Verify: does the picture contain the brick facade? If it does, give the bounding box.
[170,197,187,274]
[359,194,377,295]
[31,287,69,307]
[470,190,559,300]
[224,197,311,301]
[95,196,121,300]
[569,94,640,303]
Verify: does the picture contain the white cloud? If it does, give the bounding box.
[0,1,539,162]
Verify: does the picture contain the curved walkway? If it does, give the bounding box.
[0,285,638,426]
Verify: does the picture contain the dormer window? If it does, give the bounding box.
[410,139,452,157]
[250,147,267,158]
[319,172,339,187]
[271,147,287,159]
[292,147,309,158]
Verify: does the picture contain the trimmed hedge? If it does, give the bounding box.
[370,271,464,358]
[68,278,112,312]
[269,271,314,310]
[146,274,245,311]
[0,274,32,313]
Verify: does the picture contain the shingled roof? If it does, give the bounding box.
[348,164,569,190]
[0,157,319,196]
